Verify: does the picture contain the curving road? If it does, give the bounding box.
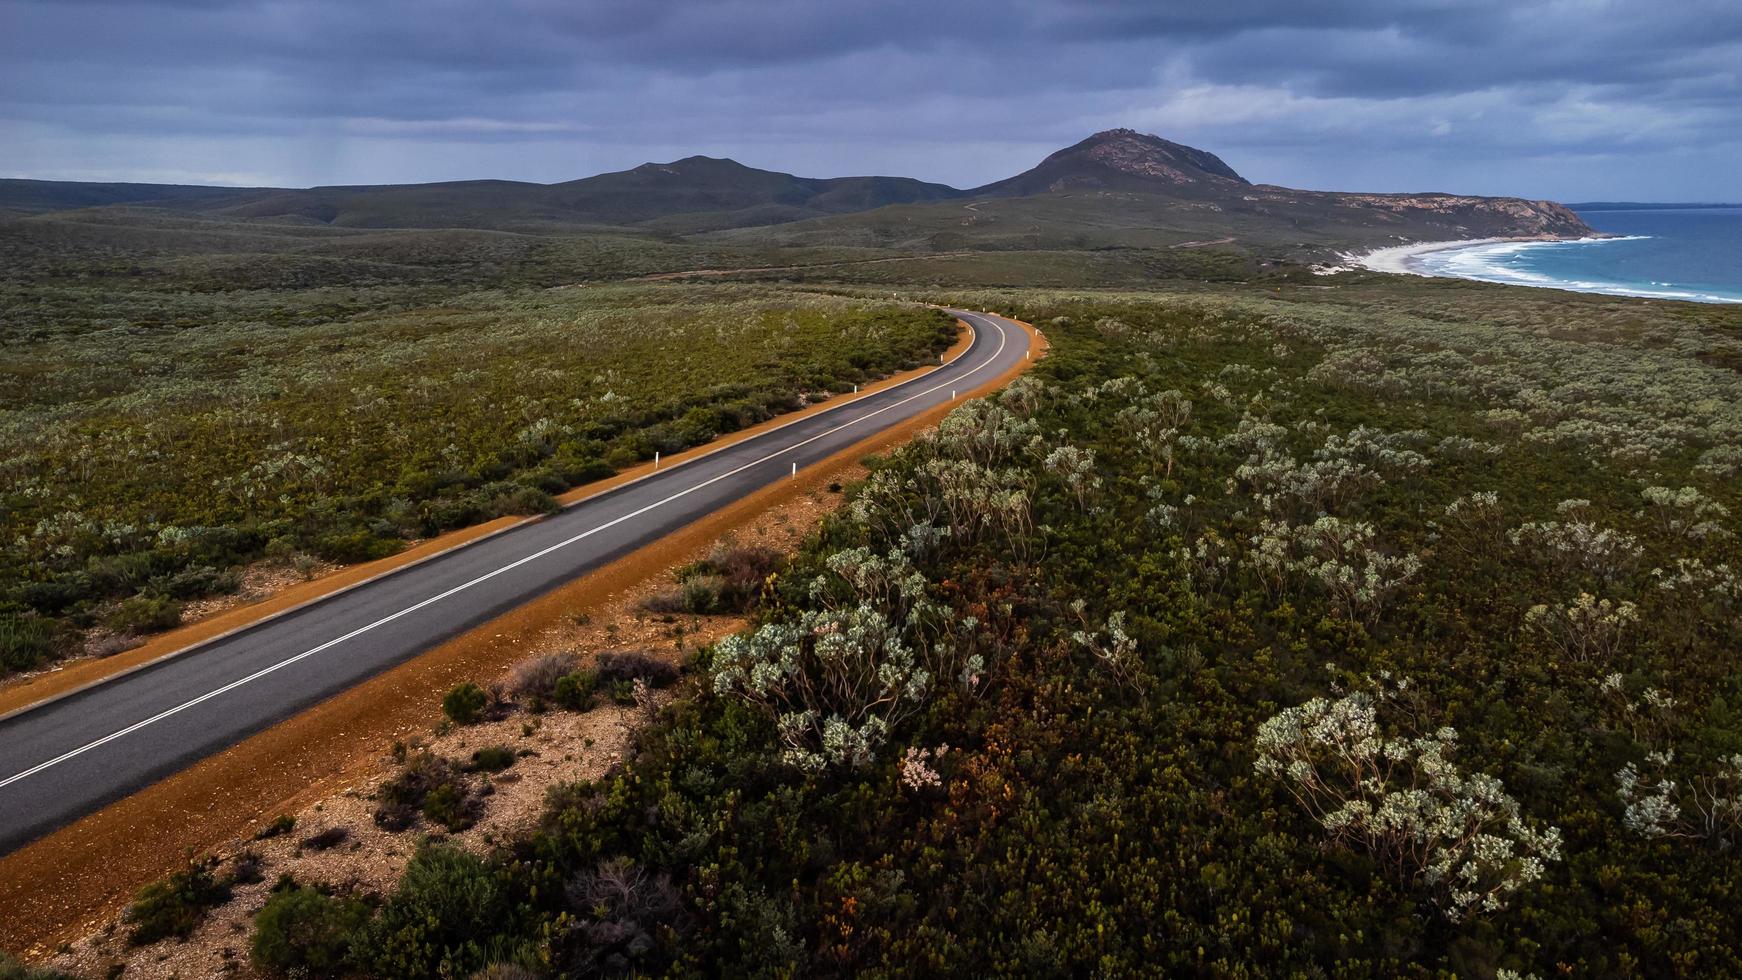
[0,310,1031,854]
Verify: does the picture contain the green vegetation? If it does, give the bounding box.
[374,750,483,833]
[246,279,1742,975]
[11,137,1739,976]
[551,669,598,711]
[468,745,518,773]
[358,845,512,978]
[643,543,783,614]
[0,952,75,980]
[251,884,371,976]
[441,683,490,725]
[122,856,233,945]
[252,814,296,841]
[0,213,955,676]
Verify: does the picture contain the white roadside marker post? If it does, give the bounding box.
[791,462,797,479]
[654,451,660,469]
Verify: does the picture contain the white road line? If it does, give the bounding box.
[0,315,1014,791]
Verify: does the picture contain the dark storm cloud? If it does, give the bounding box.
[2,0,1737,199]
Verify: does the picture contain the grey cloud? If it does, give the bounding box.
[1,0,1737,199]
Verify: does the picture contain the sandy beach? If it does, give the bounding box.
[1348,236,1545,275]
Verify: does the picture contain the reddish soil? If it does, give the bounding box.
[0,315,1040,960]
[0,321,975,721]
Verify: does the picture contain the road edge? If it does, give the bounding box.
[0,314,979,726]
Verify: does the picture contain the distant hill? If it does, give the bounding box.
[0,178,270,213]
[971,128,1249,197]
[235,159,956,232]
[2,130,1592,252]
[719,129,1593,255]
[2,159,959,234]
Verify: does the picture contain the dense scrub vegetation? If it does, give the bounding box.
[238,282,1742,976]
[0,218,956,673]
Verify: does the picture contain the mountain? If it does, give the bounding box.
[972,128,1248,197]
[1,129,1592,250]
[717,129,1593,254]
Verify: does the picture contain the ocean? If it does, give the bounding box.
[1406,206,1742,304]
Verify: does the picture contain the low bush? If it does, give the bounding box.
[228,850,266,885]
[357,844,509,979]
[87,632,142,658]
[105,595,182,635]
[148,564,242,601]
[253,814,296,840]
[467,745,517,773]
[442,682,488,724]
[643,545,783,615]
[375,752,476,832]
[553,669,598,711]
[423,782,478,832]
[299,827,350,852]
[594,650,679,689]
[250,885,370,976]
[480,483,559,519]
[123,856,232,945]
[310,529,401,564]
[510,651,577,704]
[0,952,76,980]
[0,615,61,672]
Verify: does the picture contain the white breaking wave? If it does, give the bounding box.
[1400,236,1742,302]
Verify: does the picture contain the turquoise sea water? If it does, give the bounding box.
[1410,206,1742,304]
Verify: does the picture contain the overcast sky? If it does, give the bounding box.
[3,0,1737,201]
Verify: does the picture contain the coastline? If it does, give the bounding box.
[1347,235,1568,276]
[1344,233,1742,305]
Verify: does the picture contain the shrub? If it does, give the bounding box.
[229,849,266,885]
[148,564,242,600]
[510,651,577,703]
[443,682,489,724]
[299,826,351,851]
[1254,682,1562,921]
[87,632,142,658]
[253,814,296,840]
[311,529,401,564]
[0,615,61,674]
[483,483,559,518]
[360,845,508,979]
[472,964,543,980]
[676,574,726,614]
[250,885,369,976]
[375,752,475,832]
[558,857,686,974]
[468,745,517,773]
[553,669,598,711]
[594,650,679,689]
[423,781,478,832]
[1523,592,1639,663]
[646,545,784,615]
[0,952,76,980]
[105,594,182,635]
[124,856,232,945]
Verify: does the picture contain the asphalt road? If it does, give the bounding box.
[0,310,1031,854]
